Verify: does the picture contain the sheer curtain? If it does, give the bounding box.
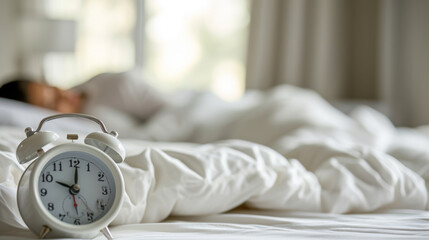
[245,0,429,126]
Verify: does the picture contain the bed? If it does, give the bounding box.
[1,85,429,239]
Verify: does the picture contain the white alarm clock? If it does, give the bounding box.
[16,113,125,239]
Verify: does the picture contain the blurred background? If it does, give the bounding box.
[0,0,428,127]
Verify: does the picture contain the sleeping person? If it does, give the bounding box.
[0,71,167,132]
[1,72,367,146]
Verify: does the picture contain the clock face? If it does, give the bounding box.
[38,151,116,225]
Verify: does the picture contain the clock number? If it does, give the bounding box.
[101,186,108,195]
[98,172,105,182]
[87,212,94,222]
[53,162,62,171]
[59,213,66,221]
[87,163,91,172]
[42,172,53,182]
[69,159,80,168]
[47,203,54,211]
[40,188,48,196]
[74,219,81,225]
[97,199,106,211]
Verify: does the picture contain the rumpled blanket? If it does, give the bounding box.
[1,85,428,232]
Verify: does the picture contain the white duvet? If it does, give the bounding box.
[1,85,429,233]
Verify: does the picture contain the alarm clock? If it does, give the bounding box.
[16,113,125,239]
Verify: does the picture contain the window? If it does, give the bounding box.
[42,0,136,88]
[143,0,250,100]
[41,0,250,100]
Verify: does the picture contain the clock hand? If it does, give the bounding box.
[56,181,72,189]
[74,167,78,184]
[72,194,79,216]
[56,180,80,196]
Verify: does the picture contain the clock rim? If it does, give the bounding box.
[20,143,124,237]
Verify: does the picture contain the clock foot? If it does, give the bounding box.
[39,225,51,239]
[100,226,114,240]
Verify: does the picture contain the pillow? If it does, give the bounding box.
[0,98,94,134]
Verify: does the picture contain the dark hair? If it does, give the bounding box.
[0,78,32,103]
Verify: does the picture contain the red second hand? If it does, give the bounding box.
[72,195,78,215]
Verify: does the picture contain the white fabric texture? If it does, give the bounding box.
[2,209,429,239]
[75,71,167,123]
[1,85,429,237]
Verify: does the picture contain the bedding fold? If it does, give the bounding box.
[111,140,427,224]
[1,84,428,231]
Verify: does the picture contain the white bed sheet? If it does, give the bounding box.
[2,85,429,239]
[2,209,428,239]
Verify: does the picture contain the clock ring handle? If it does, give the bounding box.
[25,113,118,137]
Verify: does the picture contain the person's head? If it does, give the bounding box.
[0,77,83,113]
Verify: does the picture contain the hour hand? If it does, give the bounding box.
[56,181,72,188]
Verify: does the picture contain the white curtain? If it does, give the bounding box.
[246,0,429,126]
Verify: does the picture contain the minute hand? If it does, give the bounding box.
[75,167,78,184]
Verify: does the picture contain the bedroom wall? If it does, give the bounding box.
[0,0,19,83]
[0,0,78,86]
